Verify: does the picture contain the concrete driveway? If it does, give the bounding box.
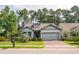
[44,41,75,48]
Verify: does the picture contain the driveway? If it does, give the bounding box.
[44,41,75,48]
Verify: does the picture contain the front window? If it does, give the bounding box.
[23,32,31,37]
[28,32,31,37]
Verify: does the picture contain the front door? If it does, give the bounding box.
[34,31,40,38]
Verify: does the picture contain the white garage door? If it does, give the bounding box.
[41,33,59,41]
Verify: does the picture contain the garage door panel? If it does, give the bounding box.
[41,33,59,41]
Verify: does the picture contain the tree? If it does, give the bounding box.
[29,10,35,19]
[71,6,79,22]
[36,9,43,22]
[46,9,62,26]
[17,8,28,22]
[61,9,75,23]
[0,6,18,47]
[47,9,55,23]
[0,6,10,37]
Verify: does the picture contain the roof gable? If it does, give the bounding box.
[59,23,79,32]
[21,27,34,31]
[40,24,61,30]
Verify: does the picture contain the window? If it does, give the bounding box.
[28,32,31,37]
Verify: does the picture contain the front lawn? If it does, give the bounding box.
[0,41,44,48]
[64,40,79,47]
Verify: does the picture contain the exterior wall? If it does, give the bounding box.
[40,25,61,39]
[21,28,34,38]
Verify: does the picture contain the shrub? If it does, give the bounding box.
[26,37,43,41]
[31,37,37,41]
[15,37,22,42]
[63,31,68,39]
[22,37,30,42]
[71,31,77,37]
[16,36,30,42]
[28,37,32,41]
[0,36,5,41]
[30,37,43,41]
[38,38,43,41]
[72,37,79,43]
[61,36,65,41]
[15,36,43,42]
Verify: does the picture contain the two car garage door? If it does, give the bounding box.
[41,33,59,41]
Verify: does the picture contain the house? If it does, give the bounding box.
[20,18,79,41]
[20,23,61,41]
[59,23,79,38]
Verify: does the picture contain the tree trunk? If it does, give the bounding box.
[13,42,15,47]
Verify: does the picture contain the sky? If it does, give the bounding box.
[0,0,79,11]
[0,5,75,11]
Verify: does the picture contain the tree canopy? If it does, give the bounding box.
[0,6,18,38]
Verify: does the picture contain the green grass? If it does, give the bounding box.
[0,45,44,48]
[0,41,44,48]
[64,40,79,47]
[64,40,74,45]
[0,41,44,45]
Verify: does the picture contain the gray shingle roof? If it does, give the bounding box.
[22,23,79,31]
[59,23,79,32]
[23,23,60,30]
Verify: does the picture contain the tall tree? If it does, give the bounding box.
[17,8,28,22]
[0,6,18,43]
[61,9,75,23]
[29,10,35,19]
[71,6,79,22]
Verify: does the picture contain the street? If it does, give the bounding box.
[0,47,79,54]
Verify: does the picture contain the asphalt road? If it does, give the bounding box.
[0,48,79,54]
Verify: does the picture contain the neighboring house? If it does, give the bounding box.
[59,23,79,38]
[20,18,79,41]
